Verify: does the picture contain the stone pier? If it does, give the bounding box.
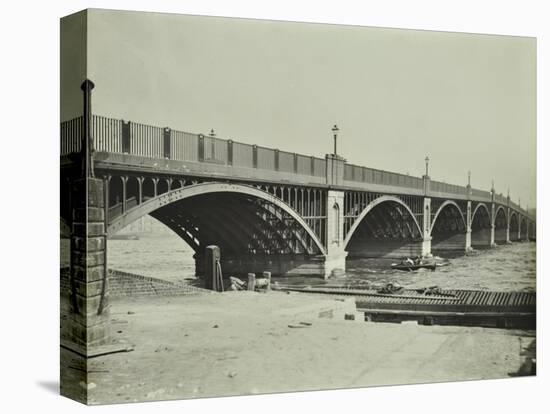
[67,177,110,350]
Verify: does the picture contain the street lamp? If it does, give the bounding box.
[209,128,216,137]
[467,170,471,186]
[332,124,339,156]
[424,156,430,177]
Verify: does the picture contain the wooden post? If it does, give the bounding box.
[263,271,271,291]
[247,273,256,291]
[205,245,221,291]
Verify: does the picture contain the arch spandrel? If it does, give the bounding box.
[343,195,423,249]
[106,182,326,255]
[429,200,467,235]
[470,202,490,226]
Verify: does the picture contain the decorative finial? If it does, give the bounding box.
[209,128,216,137]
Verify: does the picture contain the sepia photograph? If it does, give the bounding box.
[58,7,536,406]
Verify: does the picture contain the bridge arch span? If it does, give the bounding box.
[470,202,492,247]
[471,203,490,226]
[343,195,423,259]
[492,205,507,227]
[509,211,520,241]
[430,200,467,236]
[107,181,326,256]
[520,215,528,240]
[343,195,422,249]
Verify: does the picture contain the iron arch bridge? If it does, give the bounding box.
[61,113,535,279]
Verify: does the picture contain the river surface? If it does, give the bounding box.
[61,232,536,292]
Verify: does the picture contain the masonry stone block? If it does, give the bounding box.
[71,264,106,283]
[73,250,105,267]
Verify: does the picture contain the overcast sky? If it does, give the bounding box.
[68,9,536,207]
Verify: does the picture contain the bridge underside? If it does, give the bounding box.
[139,192,326,277]
[494,208,508,244]
[471,205,492,248]
[346,201,423,259]
[431,204,467,255]
[509,214,520,242]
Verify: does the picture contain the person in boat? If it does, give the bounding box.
[404,257,415,266]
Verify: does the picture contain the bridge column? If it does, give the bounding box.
[121,176,128,214]
[490,192,497,247]
[326,154,345,187]
[66,177,110,351]
[324,150,347,278]
[421,197,432,257]
[506,207,511,243]
[324,190,347,278]
[465,201,473,252]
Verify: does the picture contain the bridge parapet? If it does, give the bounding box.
[343,163,424,190]
[60,114,533,221]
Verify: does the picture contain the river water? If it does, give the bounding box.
[61,231,535,292]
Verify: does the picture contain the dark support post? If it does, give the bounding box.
[153,178,159,197]
[263,271,271,291]
[274,150,280,171]
[252,145,258,168]
[121,176,128,214]
[121,121,131,153]
[104,175,111,226]
[163,128,171,159]
[293,153,298,174]
[247,273,256,291]
[310,156,315,176]
[80,79,95,178]
[204,245,221,291]
[137,177,143,205]
[227,140,233,166]
[198,134,205,162]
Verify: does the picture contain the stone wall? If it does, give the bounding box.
[61,268,212,298]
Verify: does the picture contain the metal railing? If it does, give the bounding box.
[344,163,424,189]
[60,114,533,220]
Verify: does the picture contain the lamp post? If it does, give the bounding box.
[209,128,216,137]
[424,156,430,177]
[467,170,471,186]
[332,124,339,156]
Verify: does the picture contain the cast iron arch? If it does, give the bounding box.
[343,195,423,248]
[471,202,490,226]
[493,205,508,227]
[107,182,326,255]
[430,200,467,235]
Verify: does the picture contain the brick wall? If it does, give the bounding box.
[60,268,213,298]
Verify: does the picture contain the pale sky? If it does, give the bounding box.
[62,9,536,208]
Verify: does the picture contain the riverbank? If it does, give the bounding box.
[61,291,535,405]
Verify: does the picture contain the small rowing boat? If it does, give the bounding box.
[391,262,436,271]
